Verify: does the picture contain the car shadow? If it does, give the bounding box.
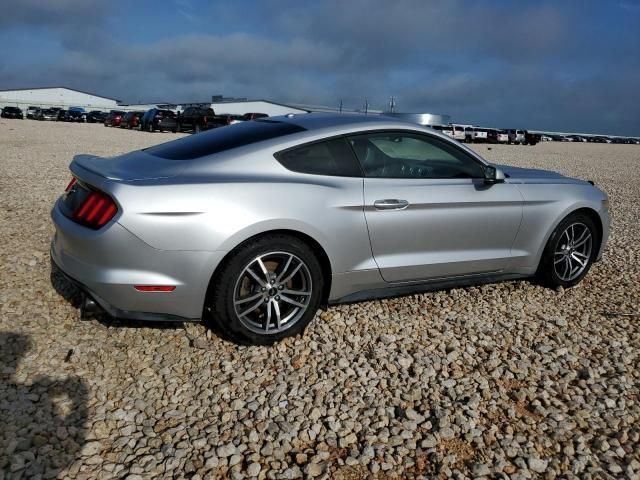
[0,332,89,477]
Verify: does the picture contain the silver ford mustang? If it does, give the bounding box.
[51,113,609,344]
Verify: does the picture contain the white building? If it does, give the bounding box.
[121,99,309,116]
[0,87,120,110]
[209,100,308,116]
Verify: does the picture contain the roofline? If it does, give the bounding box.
[0,86,121,102]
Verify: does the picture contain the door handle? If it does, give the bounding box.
[373,199,409,210]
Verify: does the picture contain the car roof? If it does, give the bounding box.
[267,112,482,151]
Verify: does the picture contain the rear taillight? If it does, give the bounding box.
[65,177,77,192]
[73,190,118,229]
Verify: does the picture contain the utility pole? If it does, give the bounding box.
[339,99,343,113]
[364,98,369,115]
[389,96,396,113]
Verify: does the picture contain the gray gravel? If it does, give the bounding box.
[1,120,639,479]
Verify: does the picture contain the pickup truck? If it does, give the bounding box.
[178,107,232,133]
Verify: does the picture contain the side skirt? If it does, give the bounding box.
[330,272,530,305]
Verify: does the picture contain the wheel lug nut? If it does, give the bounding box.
[279,285,284,290]
[275,296,280,301]
[261,287,266,292]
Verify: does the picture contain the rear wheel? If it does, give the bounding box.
[537,213,598,288]
[206,234,324,345]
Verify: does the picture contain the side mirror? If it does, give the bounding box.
[484,165,506,185]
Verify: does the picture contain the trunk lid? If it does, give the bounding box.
[71,151,187,181]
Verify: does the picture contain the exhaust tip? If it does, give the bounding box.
[80,294,101,320]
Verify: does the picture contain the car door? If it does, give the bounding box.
[348,130,523,283]
[181,108,193,129]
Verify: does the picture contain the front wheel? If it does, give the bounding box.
[537,213,598,288]
[206,234,324,345]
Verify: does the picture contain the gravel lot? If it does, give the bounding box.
[1,119,638,479]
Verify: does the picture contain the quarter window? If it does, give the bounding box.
[348,132,485,179]
[275,138,362,177]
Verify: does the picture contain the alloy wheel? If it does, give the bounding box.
[553,222,593,281]
[233,252,312,334]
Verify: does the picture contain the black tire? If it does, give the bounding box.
[537,212,598,288]
[205,234,324,345]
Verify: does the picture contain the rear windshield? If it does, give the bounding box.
[146,119,306,160]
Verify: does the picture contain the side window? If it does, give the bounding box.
[275,138,362,177]
[348,132,485,179]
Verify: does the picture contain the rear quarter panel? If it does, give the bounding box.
[110,172,376,276]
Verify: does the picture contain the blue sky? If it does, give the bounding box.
[1,0,639,134]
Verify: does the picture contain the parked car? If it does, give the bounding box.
[524,131,541,146]
[35,108,59,121]
[450,124,466,142]
[141,108,179,133]
[57,110,70,121]
[86,111,108,123]
[51,114,610,345]
[57,109,85,122]
[229,112,269,124]
[506,129,525,144]
[1,106,24,119]
[241,112,268,121]
[104,110,125,127]
[218,113,245,126]
[120,111,145,129]
[430,124,453,138]
[473,128,489,143]
[29,107,42,119]
[67,110,86,122]
[178,106,230,133]
[26,106,40,119]
[486,129,500,143]
[464,127,475,143]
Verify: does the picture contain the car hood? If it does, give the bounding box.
[497,164,588,185]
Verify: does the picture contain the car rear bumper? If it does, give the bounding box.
[51,199,226,321]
